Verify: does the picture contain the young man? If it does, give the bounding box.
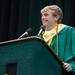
[41,5,75,74]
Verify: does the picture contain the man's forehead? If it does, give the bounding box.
[42,10,54,14]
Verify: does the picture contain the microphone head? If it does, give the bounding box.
[25,27,32,36]
[26,27,32,33]
[40,25,46,31]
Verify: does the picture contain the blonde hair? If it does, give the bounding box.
[41,5,63,23]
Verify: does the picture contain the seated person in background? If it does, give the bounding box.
[40,5,75,74]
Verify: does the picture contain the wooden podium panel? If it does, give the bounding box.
[0,36,63,75]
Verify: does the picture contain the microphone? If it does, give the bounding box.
[37,25,45,36]
[18,27,32,39]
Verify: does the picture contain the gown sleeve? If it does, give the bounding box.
[66,26,75,74]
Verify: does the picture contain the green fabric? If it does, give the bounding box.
[50,25,75,73]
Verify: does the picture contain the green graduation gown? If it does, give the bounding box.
[50,25,75,74]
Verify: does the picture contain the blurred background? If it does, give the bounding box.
[0,0,75,42]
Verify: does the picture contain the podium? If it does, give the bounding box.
[0,36,64,75]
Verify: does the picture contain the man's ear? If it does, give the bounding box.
[55,15,60,22]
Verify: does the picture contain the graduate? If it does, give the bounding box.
[41,5,75,74]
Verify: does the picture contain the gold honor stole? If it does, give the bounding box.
[43,24,66,46]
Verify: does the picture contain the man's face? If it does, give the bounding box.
[41,10,57,27]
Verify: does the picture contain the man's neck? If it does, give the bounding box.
[45,23,58,31]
